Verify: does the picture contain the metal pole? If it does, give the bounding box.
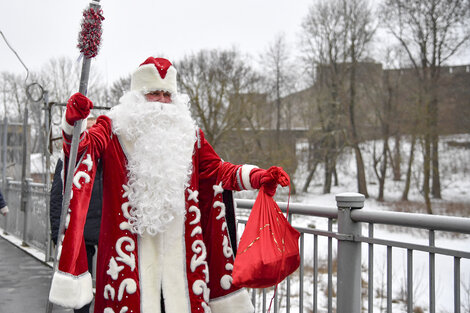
[2,117,8,233]
[43,91,52,262]
[336,192,365,313]
[22,178,32,246]
[3,177,12,234]
[2,116,6,189]
[20,106,29,247]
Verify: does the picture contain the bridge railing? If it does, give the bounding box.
[236,193,470,313]
[2,178,470,313]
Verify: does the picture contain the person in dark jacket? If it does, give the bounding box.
[0,189,8,216]
[50,118,102,313]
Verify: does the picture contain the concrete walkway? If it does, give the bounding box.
[0,234,72,313]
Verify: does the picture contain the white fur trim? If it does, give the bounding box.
[139,213,191,313]
[162,213,192,313]
[61,114,87,136]
[209,289,254,313]
[49,270,93,309]
[240,165,258,190]
[138,234,163,312]
[130,63,177,95]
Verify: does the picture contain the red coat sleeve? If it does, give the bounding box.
[197,129,258,191]
[49,115,113,309]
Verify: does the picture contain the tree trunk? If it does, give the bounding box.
[423,134,433,214]
[430,89,441,198]
[333,165,338,186]
[402,134,416,201]
[392,135,401,181]
[302,162,318,193]
[352,145,368,197]
[348,60,368,198]
[431,134,441,198]
[323,154,333,194]
[378,139,389,202]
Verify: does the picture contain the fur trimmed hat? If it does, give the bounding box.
[130,57,177,95]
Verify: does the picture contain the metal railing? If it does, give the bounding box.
[236,193,470,313]
[2,179,470,313]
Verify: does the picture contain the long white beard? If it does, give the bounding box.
[108,91,197,236]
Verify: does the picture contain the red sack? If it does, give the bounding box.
[232,170,300,289]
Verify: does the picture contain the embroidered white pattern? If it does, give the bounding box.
[104,307,129,313]
[222,236,233,258]
[214,201,226,220]
[107,257,124,280]
[73,171,91,189]
[115,237,136,271]
[225,263,233,271]
[220,274,233,290]
[188,205,201,225]
[119,202,134,233]
[188,189,199,203]
[117,278,137,301]
[104,284,115,300]
[121,184,131,198]
[191,226,202,237]
[192,280,210,302]
[82,153,93,171]
[213,182,223,196]
[190,240,208,273]
[201,302,212,313]
[221,221,227,232]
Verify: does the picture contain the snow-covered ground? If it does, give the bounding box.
[236,133,470,312]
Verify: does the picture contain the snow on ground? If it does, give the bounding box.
[235,133,470,312]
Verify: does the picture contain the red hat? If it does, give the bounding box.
[130,57,177,94]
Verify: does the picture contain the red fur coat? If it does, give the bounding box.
[49,115,255,313]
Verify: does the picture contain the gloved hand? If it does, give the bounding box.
[250,166,290,197]
[1,205,9,216]
[65,92,93,125]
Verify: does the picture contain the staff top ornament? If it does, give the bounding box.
[77,5,105,58]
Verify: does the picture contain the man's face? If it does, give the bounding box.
[145,90,172,103]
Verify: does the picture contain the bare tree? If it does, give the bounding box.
[343,0,376,197]
[300,0,348,194]
[0,72,28,120]
[176,49,260,149]
[300,0,375,195]
[382,0,470,212]
[108,76,130,106]
[38,56,104,105]
[261,33,297,145]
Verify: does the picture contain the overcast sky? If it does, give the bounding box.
[1,0,314,85]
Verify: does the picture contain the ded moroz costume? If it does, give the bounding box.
[48,57,287,313]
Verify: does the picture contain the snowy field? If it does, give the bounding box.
[236,134,470,312]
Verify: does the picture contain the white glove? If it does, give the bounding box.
[1,206,9,216]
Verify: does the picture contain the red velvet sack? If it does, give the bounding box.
[232,170,300,289]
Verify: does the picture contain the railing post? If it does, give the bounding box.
[336,192,365,313]
[3,177,12,235]
[21,178,33,246]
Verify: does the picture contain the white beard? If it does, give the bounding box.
[107,91,197,236]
